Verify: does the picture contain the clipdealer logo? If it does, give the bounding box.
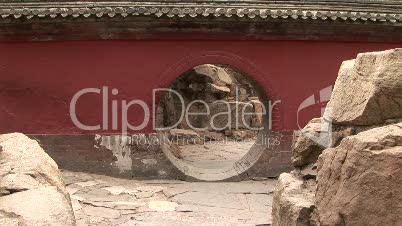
[69,86,280,134]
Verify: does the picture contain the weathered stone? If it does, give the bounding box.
[293,163,317,180]
[162,188,189,198]
[316,123,402,226]
[103,186,126,195]
[71,198,83,211]
[0,133,75,225]
[148,201,178,212]
[0,173,40,192]
[114,201,144,210]
[169,129,199,138]
[324,48,402,126]
[0,133,68,195]
[250,99,263,128]
[193,64,233,86]
[208,101,254,130]
[0,187,75,226]
[82,205,121,219]
[291,118,332,167]
[134,191,154,199]
[197,130,225,141]
[76,180,103,187]
[208,83,230,93]
[0,212,20,226]
[168,142,183,159]
[272,173,316,226]
[231,130,257,140]
[292,118,359,167]
[136,185,167,193]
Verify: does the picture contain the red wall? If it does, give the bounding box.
[0,40,399,134]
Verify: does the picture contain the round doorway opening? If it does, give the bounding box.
[156,64,269,181]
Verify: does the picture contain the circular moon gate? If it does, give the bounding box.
[156,58,279,181]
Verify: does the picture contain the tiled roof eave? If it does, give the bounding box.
[0,1,401,23]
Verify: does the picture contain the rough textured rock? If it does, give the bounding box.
[250,99,263,128]
[324,48,402,126]
[275,48,402,226]
[193,64,233,86]
[272,173,317,226]
[293,163,318,180]
[316,123,402,226]
[158,64,262,136]
[207,101,254,130]
[0,133,75,226]
[0,187,75,226]
[0,133,67,191]
[0,212,20,226]
[196,130,225,141]
[292,118,357,167]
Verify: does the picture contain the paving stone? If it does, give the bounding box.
[62,170,275,226]
[75,218,89,226]
[83,206,121,219]
[71,198,83,211]
[71,194,86,201]
[76,180,103,187]
[82,200,117,208]
[103,186,126,195]
[136,185,167,193]
[114,201,145,210]
[134,191,154,199]
[162,188,189,198]
[148,201,179,212]
[66,185,81,195]
[124,189,138,195]
[119,210,137,215]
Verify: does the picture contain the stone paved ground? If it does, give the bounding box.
[62,170,275,226]
[179,140,255,169]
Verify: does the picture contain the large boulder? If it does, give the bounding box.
[324,48,402,126]
[272,173,317,226]
[292,118,358,167]
[275,48,402,226]
[316,123,402,226]
[0,133,75,226]
[0,187,75,226]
